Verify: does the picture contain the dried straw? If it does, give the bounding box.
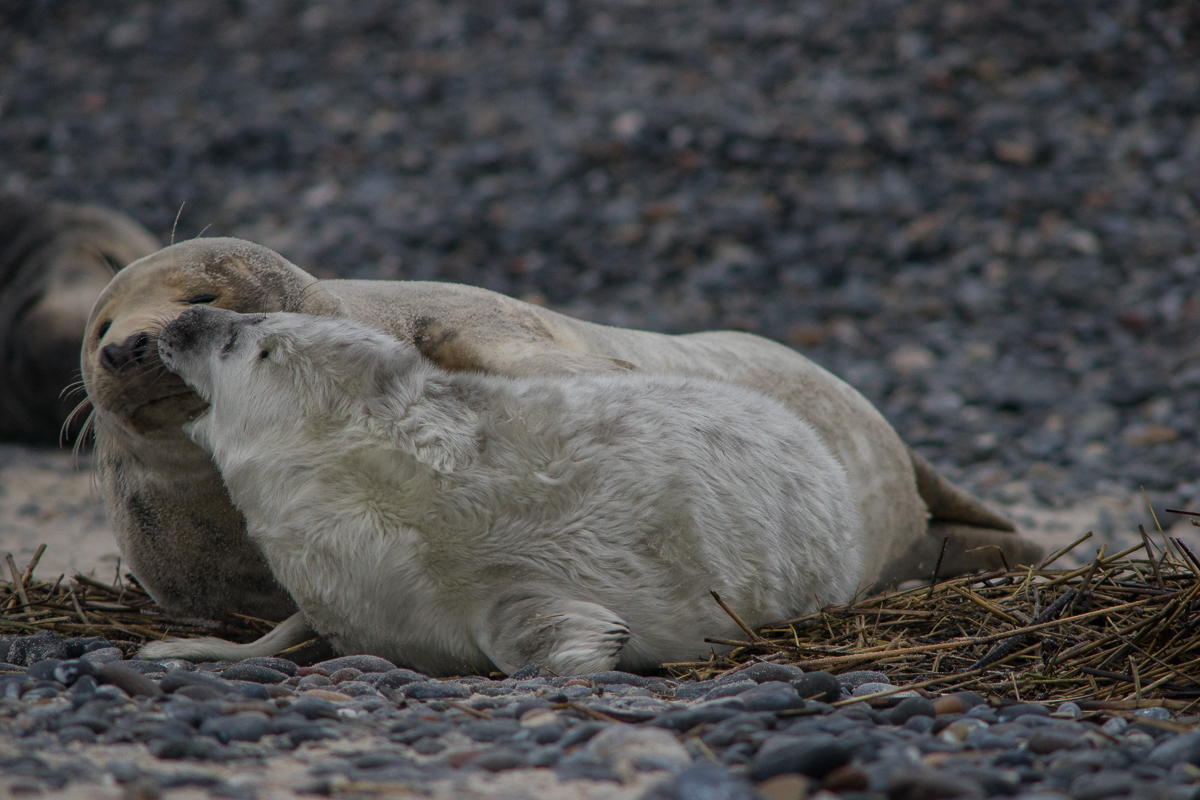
[0,550,273,658]
[5,533,1200,710]
[667,533,1200,709]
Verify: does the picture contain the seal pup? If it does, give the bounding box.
[0,196,158,444]
[84,237,1041,624]
[145,306,860,675]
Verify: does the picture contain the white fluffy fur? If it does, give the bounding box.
[148,307,862,676]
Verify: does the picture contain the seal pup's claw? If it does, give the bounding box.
[485,597,630,676]
[137,611,314,662]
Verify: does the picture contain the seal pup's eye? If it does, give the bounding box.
[258,350,270,360]
[96,321,112,339]
[221,329,240,355]
[186,294,218,305]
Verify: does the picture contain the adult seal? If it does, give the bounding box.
[83,237,1041,628]
[0,196,158,444]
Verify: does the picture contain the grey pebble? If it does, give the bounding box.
[738,681,805,713]
[80,648,124,666]
[642,762,757,800]
[890,697,937,725]
[1070,769,1135,800]
[240,657,298,676]
[997,703,1050,720]
[220,663,288,684]
[703,679,756,700]
[838,671,891,689]
[400,681,470,699]
[199,712,273,743]
[467,747,526,772]
[749,734,852,781]
[792,671,842,703]
[98,662,162,698]
[313,655,397,674]
[1147,731,1200,769]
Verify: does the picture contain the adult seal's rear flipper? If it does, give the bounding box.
[878,446,1045,588]
[0,197,158,444]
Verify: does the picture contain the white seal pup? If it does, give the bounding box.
[145,305,861,676]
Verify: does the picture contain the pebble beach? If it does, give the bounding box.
[4,1,1200,797]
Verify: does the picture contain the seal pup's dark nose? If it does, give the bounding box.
[99,332,152,372]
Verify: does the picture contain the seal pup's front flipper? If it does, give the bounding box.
[137,611,314,662]
[481,595,631,677]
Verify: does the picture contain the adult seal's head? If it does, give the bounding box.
[82,238,343,621]
[0,196,158,444]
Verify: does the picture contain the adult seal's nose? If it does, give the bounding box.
[99,331,152,372]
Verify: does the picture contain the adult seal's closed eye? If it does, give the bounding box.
[83,237,1041,629]
[147,307,861,675]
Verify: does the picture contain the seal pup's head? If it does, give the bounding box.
[82,237,343,440]
[158,306,480,474]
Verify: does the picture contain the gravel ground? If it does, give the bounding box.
[1,640,1199,800]
[5,1,1200,796]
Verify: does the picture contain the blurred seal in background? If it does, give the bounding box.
[0,196,158,444]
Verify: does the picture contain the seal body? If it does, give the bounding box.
[156,307,861,675]
[83,237,1040,624]
[0,197,158,443]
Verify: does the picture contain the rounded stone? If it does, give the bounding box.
[199,712,273,743]
[837,671,889,689]
[239,656,298,676]
[220,663,288,684]
[369,669,429,689]
[1029,729,1087,755]
[1070,770,1134,800]
[401,680,470,699]
[335,680,381,697]
[997,703,1049,720]
[97,662,163,698]
[53,659,102,686]
[890,697,937,725]
[469,748,526,772]
[298,674,332,688]
[57,725,98,745]
[643,763,756,800]
[80,648,124,666]
[748,735,852,781]
[739,682,806,712]
[462,719,521,742]
[289,697,338,720]
[792,671,841,703]
[585,725,690,770]
[1133,707,1171,721]
[312,655,397,674]
[329,667,364,683]
[9,632,69,667]
[26,659,63,681]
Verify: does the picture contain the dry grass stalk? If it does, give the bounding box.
[4,537,1199,706]
[668,534,1200,705]
[0,549,274,658]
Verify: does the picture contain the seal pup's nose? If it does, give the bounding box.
[99,332,152,372]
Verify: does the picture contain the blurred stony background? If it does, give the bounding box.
[3,0,1200,533]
